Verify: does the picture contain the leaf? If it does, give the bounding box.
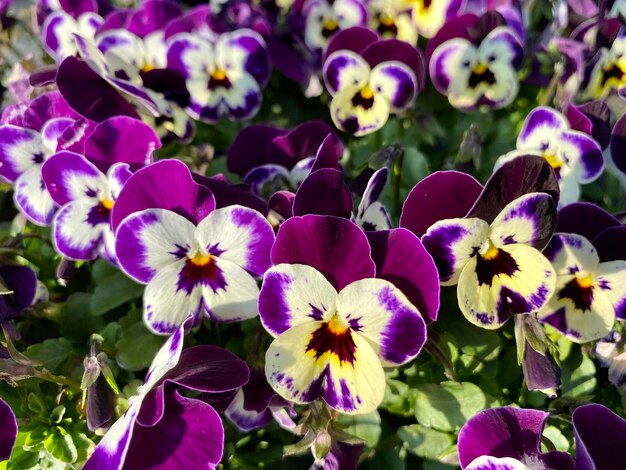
[24,338,72,371]
[398,424,453,460]
[44,428,78,463]
[115,320,165,371]
[335,410,381,448]
[90,270,143,316]
[412,381,488,432]
[561,350,597,398]
[58,293,105,342]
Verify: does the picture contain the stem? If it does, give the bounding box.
[424,337,458,382]
[392,150,405,215]
[33,370,81,390]
[537,64,563,107]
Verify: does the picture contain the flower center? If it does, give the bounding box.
[322,18,339,38]
[557,273,595,312]
[543,151,562,170]
[475,241,519,286]
[351,85,375,110]
[100,198,115,210]
[189,252,213,266]
[468,64,496,88]
[208,68,232,90]
[306,313,356,365]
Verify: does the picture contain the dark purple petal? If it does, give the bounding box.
[22,91,80,131]
[323,26,379,63]
[84,117,160,173]
[268,191,294,221]
[127,0,182,37]
[400,171,483,237]
[313,441,365,470]
[310,133,343,173]
[522,341,561,394]
[362,39,426,91]
[28,66,58,88]
[573,403,626,470]
[556,202,620,242]
[59,0,97,16]
[594,227,626,263]
[0,265,37,323]
[192,174,268,215]
[366,229,440,323]
[268,121,343,170]
[226,125,286,175]
[272,215,376,290]
[467,156,559,225]
[124,391,224,470]
[425,13,478,62]
[458,407,547,466]
[293,169,352,218]
[56,57,140,122]
[565,99,611,150]
[610,113,626,174]
[87,374,115,433]
[111,160,216,230]
[163,5,211,39]
[0,399,17,461]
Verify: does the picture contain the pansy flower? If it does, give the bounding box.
[457,406,574,469]
[299,0,368,52]
[495,107,604,206]
[367,0,418,44]
[354,167,392,231]
[584,28,626,99]
[402,157,560,329]
[537,233,626,343]
[85,326,249,470]
[323,27,425,135]
[429,14,523,111]
[573,403,626,469]
[403,0,464,38]
[166,29,271,123]
[0,107,91,225]
[114,160,275,334]
[42,9,103,61]
[0,399,17,462]
[594,331,626,389]
[42,117,160,263]
[259,215,439,414]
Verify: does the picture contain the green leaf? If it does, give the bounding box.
[398,424,453,460]
[115,320,165,371]
[561,350,597,398]
[90,270,143,316]
[335,410,381,448]
[412,381,488,432]
[58,293,105,342]
[44,429,78,463]
[24,338,72,371]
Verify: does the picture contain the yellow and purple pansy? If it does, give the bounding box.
[322,27,425,135]
[401,0,464,39]
[299,0,368,52]
[584,28,626,99]
[367,0,418,44]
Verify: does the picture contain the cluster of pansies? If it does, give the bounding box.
[0,0,625,468]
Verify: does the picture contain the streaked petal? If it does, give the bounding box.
[52,200,108,260]
[336,279,426,365]
[429,37,473,96]
[42,151,107,206]
[517,107,569,149]
[369,60,417,110]
[0,125,49,183]
[259,264,337,337]
[265,321,386,414]
[144,260,203,335]
[14,167,57,226]
[323,50,370,95]
[142,325,184,390]
[558,130,604,183]
[458,244,556,329]
[489,193,557,249]
[43,12,82,61]
[421,217,489,285]
[115,209,196,284]
[107,163,133,201]
[542,233,599,276]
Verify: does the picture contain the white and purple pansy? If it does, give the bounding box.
[457,406,574,469]
[300,0,368,52]
[367,0,418,45]
[354,167,392,231]
[42,10,103,61]
[115,202,275,334]
[495,107,604,207]
[537,233,626,343]
[405,0,464,39]
[323,27,425,135]
[0,117,90,225]
[166,29,271,123]
[84,326,249,470]
[430,25,523,111]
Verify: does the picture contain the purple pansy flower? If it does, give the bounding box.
[429,14,523,111]
[402,156,560,329]
[457,406,574,469]
[167,29,271,123]
[573,403,626,469]
[113,160,275,334]
[0,265,38,335]
[0,399,17,462]
[259,215,438,414]
[537,232,626,343]
[85,326,249,470]
[42,10,104,61]
[323,27,425,135]
[495,107,604,207]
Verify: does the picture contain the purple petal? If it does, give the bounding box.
[467,156,559,225]
[272,215,376,290]
[400,171,483,237]
[0,266,37,323]
[573,403,626,470]
[226,125,285,175]
[595,226,626,263]
[362,39,425,91]
[222,29,271,87]
[556,202,620,242]
[84,117,160,173]
[41,151,104,206]
[124,392,224,470]
[0,400,16,461]
[518,107,569,146]
[52,200,108,260]
[127,0,183,37]
[192,174,268,215]
[366,228,440,323]
[0,125,45,183]
[59,0,97,17]
[268,190,295,221]
[558,130,604,183]
[323,26,378,63]
[56,56,140,121]
[22,91,80,131]
[87,374,115,433]
[565,99,611,150]
[610,113,626,174]
[293,168,353,218]
[111,160,216,230]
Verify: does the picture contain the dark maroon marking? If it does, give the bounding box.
[557,278,594,311]
[86,202,112,226]
[601,64,625,88]
[32,152,45,164]
[377,17,398,37]
[475,249,519,287]
[208,74,232,90]
[351,91,374,110]
[322,22,339,39]
[305,322,357,365]
[177,257,227,295]
[468,68,496,89]
[423,0,432,9]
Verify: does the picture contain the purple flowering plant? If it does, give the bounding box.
[0,0,626,469]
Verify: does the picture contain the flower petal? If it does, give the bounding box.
[293,168,353,218]
[422,217,489,285]
[323,50,370,96]
[336,278,426,365]
[42,151,107,206]
[465,456,530,470]
[0,125,49,183]
[596,260,626,320]
[115,209,196,284]
[517,106,569,149]
[14,167,57,226]
[0,399,17,461]
[53,200,108,260]
[369,60,417,110]
[217,29,271,87]
[259,263,338,337]
[558,130,604,183]
[330,84,391,136]
[458,244,556,329]
[573,403,626,470]
[542,233,599,276]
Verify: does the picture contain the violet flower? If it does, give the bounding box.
[0,399,17,462]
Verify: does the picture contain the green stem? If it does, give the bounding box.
[33,370,82,390]
[392,150,405,215]
[424,337,458,382]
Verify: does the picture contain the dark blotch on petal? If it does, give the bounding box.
[306,320,357,365]
[557,277,594,311]
[475,248,519,287]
